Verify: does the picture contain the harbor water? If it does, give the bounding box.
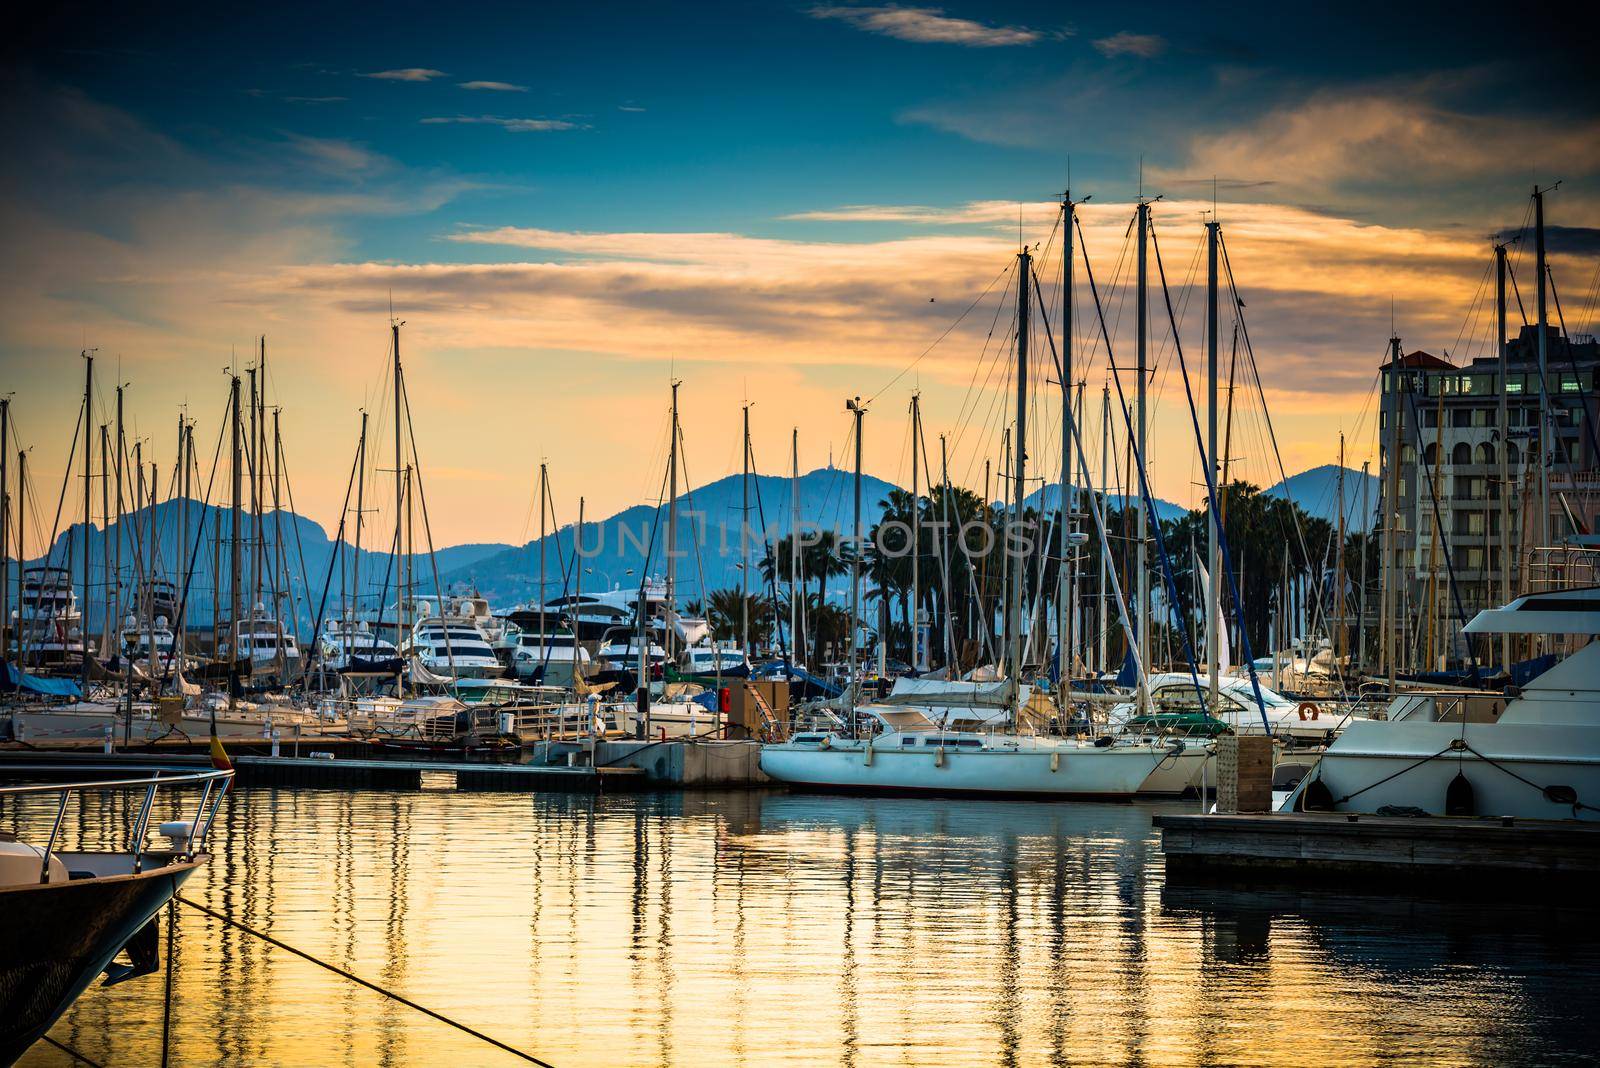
[13,786,1598,1067]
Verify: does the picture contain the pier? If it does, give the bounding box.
[1155,811,1600,895]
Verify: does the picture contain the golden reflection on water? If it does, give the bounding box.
[11,788,1597,1067]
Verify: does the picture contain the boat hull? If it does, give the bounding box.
[760,742,1173,799]
[0,856,201,1063]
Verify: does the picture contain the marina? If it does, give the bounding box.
[4,4,1600,1064]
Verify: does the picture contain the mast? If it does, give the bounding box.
[352,411,367,622]
[910,393,921,672]
[1060,192,1075,686]
[1382,334,1403,691]
[538,461,547,647]
[114,386,123,657]
[1010,246,1030,718]
[1135,201,1150,710]
[1535,187,1550,549]
[393,320,405,640]
[271,409,285,679]
[180,421,194,669]
[665,380,680,656]
[145,462,156,677]
[1496,241,1511,667]
[248,363,261,621]
[228,375,242,715]
[741,403,750,656]
[846,395,866,730]
[939,434,955,670]
[1099,384,1110,675]
[1358,460,1370,669]
[81,352,92,691]
[99,424,111,656]
[1205,217,1221,711]
[15,449,25,665]
[1334,435,1346,677]
[790,428,800,668]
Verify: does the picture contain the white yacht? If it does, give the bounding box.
[681,641,751,677]
[315,618,399,672]
[11,566,93,667]
[1105,673,1368,743]
[511,629,591,688]
[409,614,504,679]
[217,603,301,685]
[1284,586,1600,820]
[120,613,180,674]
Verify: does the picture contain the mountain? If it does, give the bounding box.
[1263,465,1377,528]
[439,466,901,605]
[1025,484,1186,524]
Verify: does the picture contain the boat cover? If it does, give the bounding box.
[0,661,82,698]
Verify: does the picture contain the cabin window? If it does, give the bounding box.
[901,737,918,746]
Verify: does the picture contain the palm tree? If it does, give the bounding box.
[703,588,773,648]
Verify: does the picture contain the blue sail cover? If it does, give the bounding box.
[0,661,83,698]
[1114,648,1139,688]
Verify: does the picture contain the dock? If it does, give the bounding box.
[0,750,645,793]
[1155,812,1600,894]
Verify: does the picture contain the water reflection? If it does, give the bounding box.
[9,789,1595,1066]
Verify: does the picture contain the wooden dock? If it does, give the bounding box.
[1155,812,1600,894]
[0,750,645,793]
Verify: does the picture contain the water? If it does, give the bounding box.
[13,786,1599,1067]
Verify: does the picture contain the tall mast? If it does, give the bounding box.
[352,411,367,622]
[1334,435,1346,677]
[1099,384,1110,675]
[1059,193,1075,686]
[1383,334,1403,691]
[171,414,183,668]
[180,421,194,669]
[939,434,955,669]
[271,409,285,678]
[538,461,547,646]
[846,396,866,730]
[1358,460,1370,668]
[15,450,25,665]
[249,362,261,619]
[909,392,921,672]
[1535,187,1550,549]
[114,385,124,651]
[228,374,242,715]
[1010,246,1031,717]
[1135,201,1150,709]
[1205,217,1221,711]
[100,425,112,655]
[665,380,680,652]
[393,320,405,638]
[741,403,750,656]
[145,461,156,676]
[1496,241,1511,667]
[790,428,800,668]
[81,352,92,691]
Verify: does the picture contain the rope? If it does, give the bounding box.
[40,1034,104,1067]
[1332,742,1456,804]
[1459,740,1600,815]
[175,895,556,1066]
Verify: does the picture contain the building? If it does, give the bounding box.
[1377,324,1600,669]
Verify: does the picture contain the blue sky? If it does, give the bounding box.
[3,1,1597,544]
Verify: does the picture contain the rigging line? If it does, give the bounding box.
[1399,380,1478,669]
[1545,265,1600,479]
[305,425,365,685]
[161,392,231,683]
[273,439,317,637]
[1144,219,1275,722]
[1067,215,1205,694]
[175,896,555,1067]
[745,439,791,667]
[43,395,85,572]
[868,259,1014,405]
[1218,230,1336,654]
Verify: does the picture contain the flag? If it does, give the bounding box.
[208,710,233,771]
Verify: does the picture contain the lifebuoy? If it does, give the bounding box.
[1296,701,1319,722]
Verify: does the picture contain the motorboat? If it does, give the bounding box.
[1283,586,1600,820]
[10,566,93,668]
[216,603,301,686]
[510,628,592,688]
[0,765,232,1062]
[1105,673,1371,743]
[679,641,751,678]
[315,617,399,673]
[408,614,504,679]
[120,612,181,675]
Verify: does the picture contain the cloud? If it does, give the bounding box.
[458,80,528,92]
[282,134,390,178]
[808,5,1044,47]
[283,96,348,104]
[1092,32,1165,58]
[361,68,447,82]
[419,115,584,132]
[618,104,646,113]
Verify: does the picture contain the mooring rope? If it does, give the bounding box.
[40,1034,104,1067]
[175,896,555,1067]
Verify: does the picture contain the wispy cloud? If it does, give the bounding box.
[1092,32,1165,58]
[618,104,646,113]
[282,134,390,177]
[419,115,585,132]
[808,5,1045,47]
[361,68,447,82]
[458,80,527,92]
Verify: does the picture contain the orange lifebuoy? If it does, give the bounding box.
[1296,701,1319,722]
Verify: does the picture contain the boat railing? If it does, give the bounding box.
[0,766,234,882]
[1523,545,1600,592]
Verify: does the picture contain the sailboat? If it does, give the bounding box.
[763,221,1205,798]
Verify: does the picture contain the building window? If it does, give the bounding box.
[1477,442,1495,464]
[1401,445,1417,465]
[1423,442,1439,466]
[1451,442,1473,465]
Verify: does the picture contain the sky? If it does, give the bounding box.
[1,1,1597,549]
